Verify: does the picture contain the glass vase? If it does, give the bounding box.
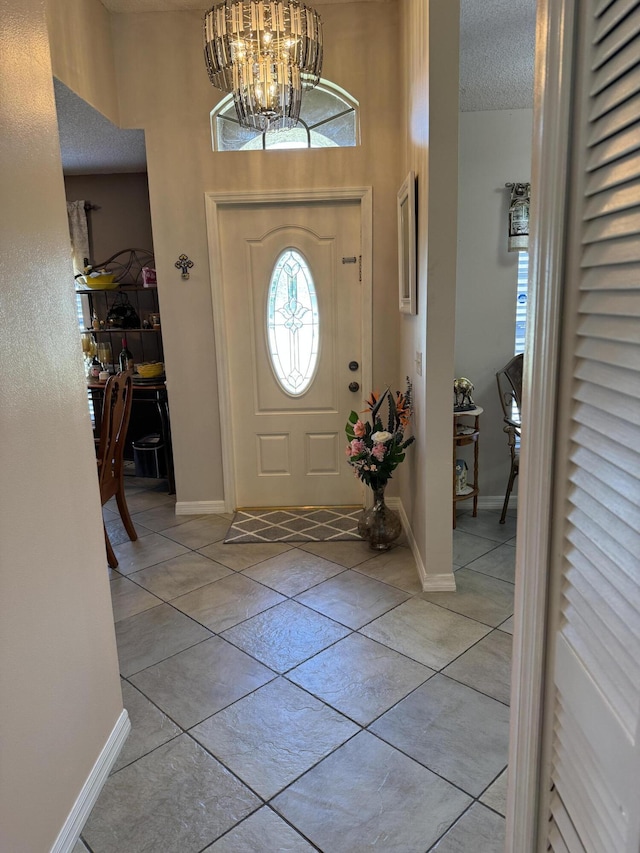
[357,484,402,550]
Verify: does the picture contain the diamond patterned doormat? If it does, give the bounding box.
[224,507,364,544]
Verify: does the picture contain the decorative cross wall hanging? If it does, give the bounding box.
[175,254,194,279]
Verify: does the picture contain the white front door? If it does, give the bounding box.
[217,198,365,507]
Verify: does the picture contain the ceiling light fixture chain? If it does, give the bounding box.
[203,0,323,132]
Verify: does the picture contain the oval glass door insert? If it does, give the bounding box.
[267,249,319,396]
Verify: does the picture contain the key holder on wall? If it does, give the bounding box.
[175,254,194,279]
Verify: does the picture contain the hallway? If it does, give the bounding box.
[78,477,516,852]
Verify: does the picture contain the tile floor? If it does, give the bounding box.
[77,476,517,853]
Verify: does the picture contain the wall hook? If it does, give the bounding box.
[175,254,194,279]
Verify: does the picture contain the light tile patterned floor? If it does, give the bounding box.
[79,478,516,853]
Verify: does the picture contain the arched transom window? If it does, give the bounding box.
[211,80,360,151]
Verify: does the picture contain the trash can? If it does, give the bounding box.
[132,434,166,479]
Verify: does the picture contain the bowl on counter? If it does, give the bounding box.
[82,273,118,290]
[135,362,164,378]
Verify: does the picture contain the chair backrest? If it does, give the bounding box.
[496,352,524,423]
[97,371,133,503]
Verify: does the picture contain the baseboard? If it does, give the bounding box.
[390,498,457,593]
[175,500,227,515]
[50,709,130,853]
[420,572,458,592]
[476,495,518,511]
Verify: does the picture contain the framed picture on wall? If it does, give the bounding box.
[398,171,417,315]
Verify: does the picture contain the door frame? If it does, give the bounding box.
[205,187,373,512]
[505,0,575,848]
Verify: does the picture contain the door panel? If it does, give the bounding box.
[218,200,363,507]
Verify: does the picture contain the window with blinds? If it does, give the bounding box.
[515,251,528,356]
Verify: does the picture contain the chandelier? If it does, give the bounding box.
[203,0,323,132]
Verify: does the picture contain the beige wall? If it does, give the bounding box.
[0,2,124,851]
[110,3,403,503]
[456,108,533,498]
[46,0,120,123]
[50,0,460,581]
[64,173,154,264]
[399,0,459,581]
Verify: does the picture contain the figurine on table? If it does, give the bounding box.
[454,377,476,412]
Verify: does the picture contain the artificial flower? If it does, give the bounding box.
[345,378,415,490]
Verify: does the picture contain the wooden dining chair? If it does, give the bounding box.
[496,352,524,524]
[96,371,137,567]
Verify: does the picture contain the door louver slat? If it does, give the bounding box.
[595,0,622,19]
[567,554,640,644]
[582,233,640,264]
[569,505,638,589]
[568,484,640,564]
[570,454,640,525]
[581,261,640,289]
[594,0,640,41]
[568,524,639,604]
[589,98,640,146]
[585,150,640,195]
[575,358,640,396]
[573,422,640,480]
[583,204,640,240]
[579,314,640,344]
[576,335,640,369]
[548,792,584,852]
[549,824,571,853]
[574,391,640,434]
[584,178,640,218]
[591,35,640,96]
[590,65,640,121]
[586,121,640,170]
[548,789,585,853]
[580,289,640,317]
[592,4,640,70]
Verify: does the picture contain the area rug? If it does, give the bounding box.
[224,507,364,544]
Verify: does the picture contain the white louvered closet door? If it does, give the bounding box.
[541,0,640,850]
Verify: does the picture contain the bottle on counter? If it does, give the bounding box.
[119,337,134,372]
[90,356,102,379]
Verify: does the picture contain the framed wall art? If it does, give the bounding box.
[397,171,417,315]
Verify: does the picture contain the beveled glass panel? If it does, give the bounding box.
[267,249,319,396]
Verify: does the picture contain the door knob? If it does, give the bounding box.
[349,381,360,392]
[348,361,359,371]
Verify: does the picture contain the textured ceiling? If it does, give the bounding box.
[55,0,536,173]
[460,0,536,111]
[54,79,147,174]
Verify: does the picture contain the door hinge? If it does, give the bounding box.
[359,254,362,282]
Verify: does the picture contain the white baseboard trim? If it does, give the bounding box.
[390,498,457,593]
[476,495,518,511]
[50,709,130,853]
[175,500,227,515]
[421,572,458,592]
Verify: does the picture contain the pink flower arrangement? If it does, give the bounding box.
[345,379,415,489]
[346,439,366,457]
